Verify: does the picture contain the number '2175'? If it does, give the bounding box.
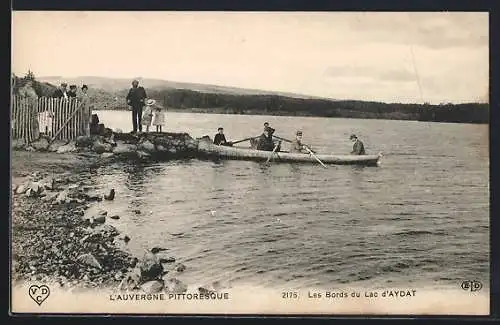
[282,292,298,299]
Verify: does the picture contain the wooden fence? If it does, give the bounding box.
[11,96,90,144]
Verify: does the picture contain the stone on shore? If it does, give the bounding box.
[75,136,94,148]
[54,190,70,204]
[40,177,55,190]
[57,142,77,154]
[136,151,151,159]
[116,234,131,243]
[31,138,50,151]
[118,268,141,291]
[141,280,165,293]
[139,254,164,282]
[101,152,114,159]
[48,140,68,152]
[77,253,102,269]
[164,278,188,294]
[104,189,115,201]
[112,143,136,155]
[110,215,120,220]
[198,286,216,295]
[42,192,58,202]
[12,139,26,150]
[92,139,114,154]
[16,184,28,195]
[138,140,155,153]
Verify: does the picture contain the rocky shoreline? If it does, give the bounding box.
[11,131,200,163]
[11,151,223,295]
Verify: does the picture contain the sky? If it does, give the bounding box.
[12,11,488,104]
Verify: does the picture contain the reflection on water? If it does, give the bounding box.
[90,112,489,290]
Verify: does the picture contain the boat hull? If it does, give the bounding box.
[197,140,382,166]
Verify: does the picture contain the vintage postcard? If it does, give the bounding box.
[10,11,490,315]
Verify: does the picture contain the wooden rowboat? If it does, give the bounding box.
[197,138,382,166]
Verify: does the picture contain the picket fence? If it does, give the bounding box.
[11,96,90,144]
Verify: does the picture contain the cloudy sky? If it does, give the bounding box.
[12,11,488,104]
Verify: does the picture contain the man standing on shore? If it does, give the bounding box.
[126,79,147,133]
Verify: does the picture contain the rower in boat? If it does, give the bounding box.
[214,127,228,145]
[257,127,278,151]
[289,131,308,153]
[350,134,366,155]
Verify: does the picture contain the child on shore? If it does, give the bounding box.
[141,99,155,133]
[152,104,165,133]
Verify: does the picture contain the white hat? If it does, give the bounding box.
[146,99,156,106]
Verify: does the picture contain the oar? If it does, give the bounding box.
[304,145,327,168]
[266,142,281,164]
[230,137,255,145]
[272,135,292,143]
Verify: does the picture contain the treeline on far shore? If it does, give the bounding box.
[142,89,489,124]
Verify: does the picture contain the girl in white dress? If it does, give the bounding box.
[141,99,155,133]
[152,105,165,132]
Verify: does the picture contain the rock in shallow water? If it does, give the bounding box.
[92,216,106,224]
[175,263,186,273]
[159,257,176,264]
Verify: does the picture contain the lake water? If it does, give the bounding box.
[90,110,489,291]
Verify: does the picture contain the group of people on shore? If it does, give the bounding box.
[51,83,81,99]
[125,80,165,133]
[213,122,366,155]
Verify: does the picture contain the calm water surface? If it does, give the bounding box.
[90,111,489,290]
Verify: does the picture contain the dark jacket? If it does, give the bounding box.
[67,91,77,98]
[126,86,147,107]
[52,88,66,98]
[351,140,366,155]
[257,133,275,151]
[214,133,227,145]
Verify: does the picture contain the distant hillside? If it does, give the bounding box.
[37,76,329,100]
[35,75,489,124]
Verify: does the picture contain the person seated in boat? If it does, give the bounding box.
[214,127,227,145]
[350,134,366,155]
[267,127,282,151]
[257,127,277,151]
[213,127,230,146]
[290,131,308,153]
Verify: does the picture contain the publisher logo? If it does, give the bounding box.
[461,280,483,292]
[28,285,50,306]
